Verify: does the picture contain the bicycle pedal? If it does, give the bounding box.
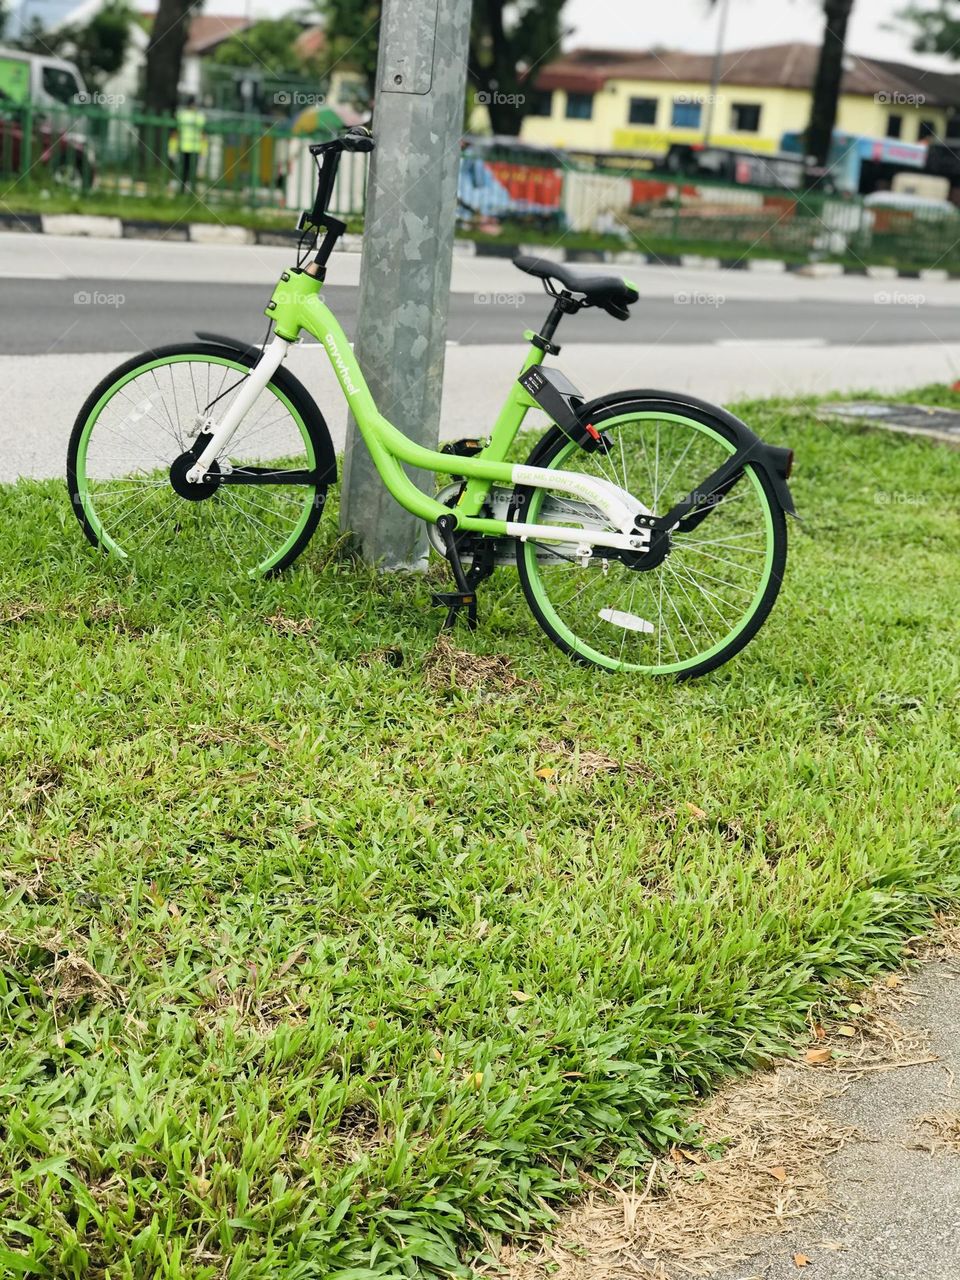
[440,438,485,458]
[430,590,477,609]
[431,591,478,631]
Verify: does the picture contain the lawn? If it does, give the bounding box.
[1,392,958,1278]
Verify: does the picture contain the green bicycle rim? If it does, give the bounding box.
[521,412,777,675]
[75,353,318,577]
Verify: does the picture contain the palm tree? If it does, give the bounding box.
[143,0,195,116]
[704,0,732,145]
[806,0,857,170]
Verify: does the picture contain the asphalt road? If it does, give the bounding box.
[6,234,960,482]
[2,276,958,354]
[709,959,960,1280]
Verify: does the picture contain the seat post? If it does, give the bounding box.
[535,293,578,353]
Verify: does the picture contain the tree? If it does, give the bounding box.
[211,19,313,77]
[806,0,856,169]
[470,0,567,134]
[75,0,133,90]
[307,0,381,97]
[900,0,960,56]
[12,3,132,90]
[143,0,195,116]
[308,0,568,134]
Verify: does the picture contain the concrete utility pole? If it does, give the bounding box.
[340,0,473,568]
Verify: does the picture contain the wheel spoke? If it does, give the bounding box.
[72,354,321,575]
[517,409,781,674]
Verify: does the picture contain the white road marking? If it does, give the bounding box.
[715,338,827,348]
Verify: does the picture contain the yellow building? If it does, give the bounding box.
[517,42,960,157]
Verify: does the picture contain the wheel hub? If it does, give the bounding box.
[169,435,221,501]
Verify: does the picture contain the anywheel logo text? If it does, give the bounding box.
[324,334,360,397]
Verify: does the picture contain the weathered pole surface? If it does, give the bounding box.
[340,0,473,568]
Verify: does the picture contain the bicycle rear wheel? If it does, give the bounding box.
[513,401,787,678]
[67,344,332,577]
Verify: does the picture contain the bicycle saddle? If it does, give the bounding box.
[513,255,639,317]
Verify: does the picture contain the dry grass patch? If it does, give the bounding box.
[49,953,123,1011]
[915,1112,960,1154]
[422,635,536,693]
[537,738,653,784]
[264,608,314,637]
[493,1066,853,1280]
[494,927,959,1280]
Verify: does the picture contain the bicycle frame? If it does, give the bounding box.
[185,267,652,557]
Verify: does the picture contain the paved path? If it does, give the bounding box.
[5,233,960,483]
[6,339,960,484]
[711,958,960,1280]
[2,233,959,355]
[3,277,957,353]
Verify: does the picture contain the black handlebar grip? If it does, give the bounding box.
[340,126,375,153]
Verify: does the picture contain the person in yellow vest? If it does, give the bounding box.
[176,95,206,194]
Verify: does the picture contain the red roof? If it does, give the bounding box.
[140,12,253,56]
[184,15,252,55]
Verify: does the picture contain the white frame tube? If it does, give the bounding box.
[185,337,291,483]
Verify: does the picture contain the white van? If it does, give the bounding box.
[0,47,88,109]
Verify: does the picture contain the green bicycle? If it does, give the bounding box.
[67,127,796,678]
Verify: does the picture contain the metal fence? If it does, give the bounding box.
[580,171,960,269]
[0,102,368,215]
[3,103,959,269]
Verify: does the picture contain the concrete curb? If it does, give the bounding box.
[41,213,123,238]
[4,212,957,281]
[0,211,42,233]
[793,261,844,278]
[121,219,189,242]
[187,222,254,245]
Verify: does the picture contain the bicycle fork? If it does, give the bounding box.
[185,337,292,484]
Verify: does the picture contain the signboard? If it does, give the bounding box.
[613,127,778,155]
[0,56,30,106]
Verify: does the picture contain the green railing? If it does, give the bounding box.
[0,102,368,216]
[622,178,960,269]
[2,104,958,270]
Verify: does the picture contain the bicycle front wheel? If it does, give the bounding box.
[67,344,332,577]
[513,401,787,678]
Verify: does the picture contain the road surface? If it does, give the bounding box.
[3,233,960,481]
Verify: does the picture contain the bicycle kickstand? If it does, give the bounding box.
[431,513,479,632]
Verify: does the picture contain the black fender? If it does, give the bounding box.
[194,330,337,486]
[527,387,796,517]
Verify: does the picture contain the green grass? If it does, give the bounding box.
[1,391,959,1278]
[0,184,366,236]
[4,183,955,272]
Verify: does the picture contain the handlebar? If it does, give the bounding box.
[297,127,375,277]
[309,125,375,157]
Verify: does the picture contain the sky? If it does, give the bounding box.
[16,0,960,75]
[558,0,949,67]
[214,0,958,72]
